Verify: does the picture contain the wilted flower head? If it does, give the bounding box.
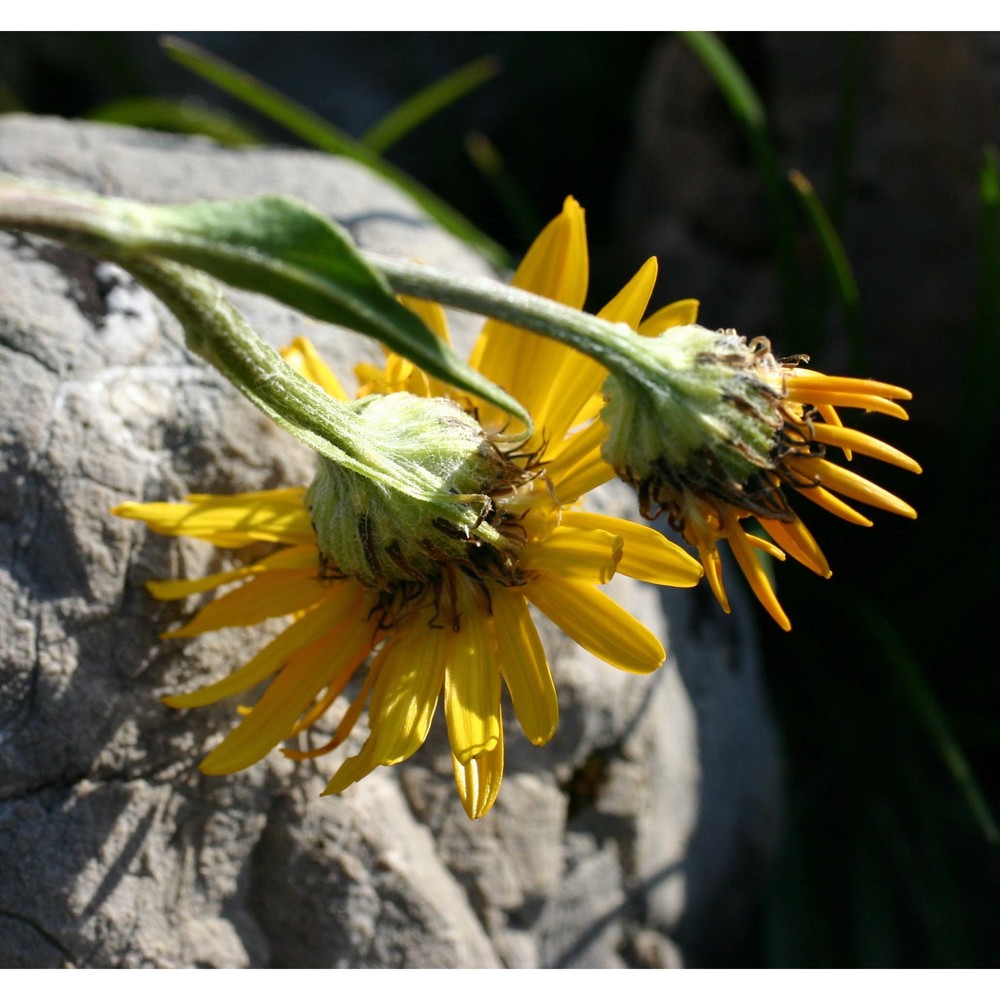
[602,323,920,630]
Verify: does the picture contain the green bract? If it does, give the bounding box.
[306,392,512,588]
[601,324,785,516]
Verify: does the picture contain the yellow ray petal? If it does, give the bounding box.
[787,372,912,400]
[352,361,385,396]
[744,532,786,560]
[526,258,659,452]
[723,514,791,632]
[323,738,380,795]
[794,483,874,527]
[398,295,452,345]
[323,609,448,794]
[365,610,449,766]
[199,607,375,774]
[165,580,368,708]
[790,458,917,519]
[521,525,622,584]
[511,195,588,303]
[113,489,314,548]
[697,540,731,614]
[549,451,616,506]
[809,422,922,473]
[757,516,831,578]
[453,732,505,820]
[146,545,318,600]
[280,337,350,401]
[470,197,588,429]
[637,297,700,336]
[524,573,665,674]
[600,258,659,327]
[444,589,501,764]
[307,638,389,760]
[814,403,850,459]
[542,418,608,483]
[784,388,910,420]
[558,511,703,587]
[490,587,557,745]
[163,569,327,638]
[184,487,306,504]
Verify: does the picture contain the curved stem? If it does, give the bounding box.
[366,251,664,391]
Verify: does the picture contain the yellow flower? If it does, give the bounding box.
[113,197,703,819]
[600,324,921,631]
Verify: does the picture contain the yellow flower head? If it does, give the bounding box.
[600,323,921,631]
[113,197,703,819]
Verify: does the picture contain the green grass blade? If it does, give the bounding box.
[160,36,510,268]
[87,96,261,147]
[362,56,500,154]
[969,146,1000,443]
[854,601,999,844]
[465,131,542,248]
[831,33,864,229]
[789,168,865,372]
[682,31,801,343]
[0,83,24,113]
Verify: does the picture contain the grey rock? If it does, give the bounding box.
[0,115,781,967]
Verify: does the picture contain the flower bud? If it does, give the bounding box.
[599,323,919,630]
[602,324,787,518]
[306,391,518,588]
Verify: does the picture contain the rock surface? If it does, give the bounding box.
[0,115,781,968]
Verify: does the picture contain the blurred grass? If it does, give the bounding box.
[464,130,542,248]
[681,31,802,346]
[689,31,999,969]
[88,95,260,146]
[957,146,1000,484]
[160,35,511,268]
[362,55,500,154]
[789,168,865,373]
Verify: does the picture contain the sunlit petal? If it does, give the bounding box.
[637,298,700,336]
[165,581,368,708]
[199,602,375,774]
[163,569,327,638]
[524,573,665,674]
[558,511,703,586]
[113,489,314,547]
[280,336,350,400]
[444,587,501,764]
[491,587,557,745]
[147,545,317,600]
[453,731,504,820]
[521,525,621,583]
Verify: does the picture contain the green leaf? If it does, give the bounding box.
[160,35,510,268]
[87,96,261,147]
[135,195,529,428]
[362,56,500,154]
[0,175,528,429]
[789,168,865,373]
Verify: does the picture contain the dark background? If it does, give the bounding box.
[2,31,997,968]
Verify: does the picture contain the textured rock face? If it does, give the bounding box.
[0,116,781,968]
